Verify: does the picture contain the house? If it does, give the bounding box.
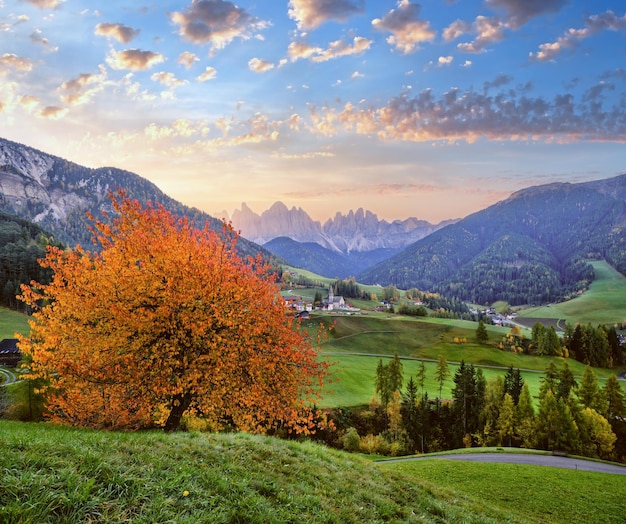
[0,338,21,367]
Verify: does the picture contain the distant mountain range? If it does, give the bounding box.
[221,202,455,278]
[358,175,626,306]
[2,135,625,307]
[223,202,454,253]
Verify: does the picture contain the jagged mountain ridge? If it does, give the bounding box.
[358,175,626,306]
[226,201,455,253]
[0,137,266,258]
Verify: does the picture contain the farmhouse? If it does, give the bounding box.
[0,338,21,367]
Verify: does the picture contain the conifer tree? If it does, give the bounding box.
[434,354,450,409]
[475,320,488,344]
[497,393,516,447]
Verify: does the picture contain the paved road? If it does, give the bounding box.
[380,453,626,475]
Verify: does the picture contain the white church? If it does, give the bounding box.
[326,285,346,310]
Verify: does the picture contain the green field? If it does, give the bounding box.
[311,312,624,408]
[0,307,29,339]
[1,420,624,524]
[386,458,626,524]
[518,260,626,325]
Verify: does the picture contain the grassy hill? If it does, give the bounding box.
[1,420,624,523]
[311,313,624,408]
[518,260,626,326]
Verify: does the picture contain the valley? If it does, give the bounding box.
[2,137,626,522]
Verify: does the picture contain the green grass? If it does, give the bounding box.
[313,312,625,408]
[386,458,626,524]
[0,420,540,524]
[0,307,29,339]
[321,353,547,408]
[518,260,626,325]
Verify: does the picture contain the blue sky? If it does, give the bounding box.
[0,0,625,223]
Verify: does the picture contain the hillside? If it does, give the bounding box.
[359,175,626,305]
[1,420,624,523]
[265,236,399,278]
[0,137,266,258]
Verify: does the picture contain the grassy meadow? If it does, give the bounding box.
[311,312,625,408]
[518,260,626,326]
[0,307,29,339]
[1,420,624,524]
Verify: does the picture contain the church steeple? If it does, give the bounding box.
[328,284,334,303]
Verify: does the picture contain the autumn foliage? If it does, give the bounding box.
[18,193,328,432]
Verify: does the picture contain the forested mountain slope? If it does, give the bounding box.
[0,137,267,258]
[359,175,626,306]
[263,236,399,279]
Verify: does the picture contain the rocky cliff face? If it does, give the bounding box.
[228,202,454,253]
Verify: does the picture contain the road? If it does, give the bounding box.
[0,367,17,387]
[380,452,626,475]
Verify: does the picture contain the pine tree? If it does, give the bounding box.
[504,366,524,404]
[434,354,450,410]
[556,361,577,400]
[516,383,535,448]
[604,373,626,420]
[578,366,606,413]
[475,320,488,344]
[401,376,420,451]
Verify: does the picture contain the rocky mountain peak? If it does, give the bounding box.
[230,201,453,253]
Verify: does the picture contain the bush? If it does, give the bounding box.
[359,434,390,455]
[342,427,361,452]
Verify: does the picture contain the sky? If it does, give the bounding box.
[0,0,625,224]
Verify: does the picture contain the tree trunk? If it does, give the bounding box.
[164,392,193,432]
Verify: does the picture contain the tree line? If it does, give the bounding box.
[0,213,63,312]
[317,356,625,463]
[497,322,625,369]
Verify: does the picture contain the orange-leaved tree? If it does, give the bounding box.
[18,192,329,432]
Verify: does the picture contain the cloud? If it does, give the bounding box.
[171,0,268,50]
[288,41,322,61]
[443,19,471,42]
[438,56,453,66]
[290,36,372,63]
[530,10,626,62]
[485,0,567,29]
[30,28,58,52]
[308,83,626,143]
[38,106,67,119]
[196,66,217,82]
[372,0,435,54]
[178,51,199,68]
[20,0,64,9]
[288,0,365,30]
[0,53,33,74]
[456,16,507,53]
[150,71,188,89]
[18,95,40,112]
[95,22,140,44]
[483,73,512,91]
[59,66,107,106]
[248,58,274,73]
[106,49,165,71]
